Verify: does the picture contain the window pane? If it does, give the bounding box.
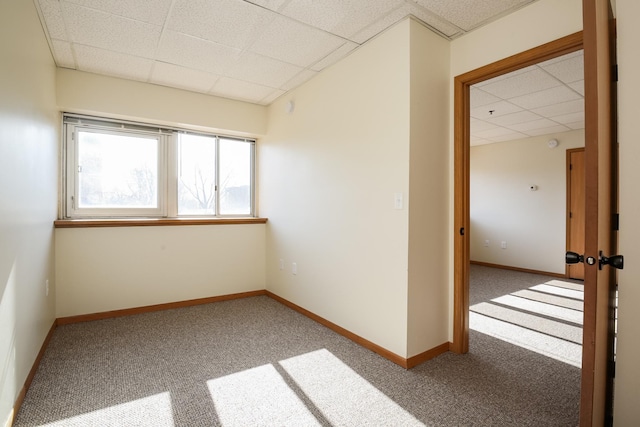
[178,134,216,215]
[77,130,158,208]
[219,138,252,215]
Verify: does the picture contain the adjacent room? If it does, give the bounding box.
[2,0,640,426]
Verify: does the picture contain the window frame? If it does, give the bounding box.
[62,114,256,219]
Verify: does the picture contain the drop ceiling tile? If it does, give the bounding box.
[470,138,494,147]
[311,41,358,71]
[63,0,173,26]
[470,118,500,133]
[157,31,241,75]
[260,89,286,105]
[211,77,276,104]
[510,118,562,133]
[550,112,584,125]
[150,62,219,93]
[541,53,584,84]
[226,52,303,89]
[281,70,317,92]
[38,0,68,40]
[61,2,162,59]
[411,0,533,31]
[74,44,153,81]
[568,80,584,96]
[471,100,522,120]
[250,15,345,68]
[509,85,582,109]
[566,121,585,130]
[473,65,536,87]
[406,3,463,38]
[470,87,501,108]
[532,99,584,118]
[539,50,583,66]
[51,39,76,68]
[490,131,529,142]
[487,110,543,127]
[244,0,289,12]
[167,0,274,50]
[281,0,403,39]
[480,68,562,99]
[523,124,571,137]
[475,125,525,140]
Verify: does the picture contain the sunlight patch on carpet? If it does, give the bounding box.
[470,312,582,367]
[207,364,321,427]
[279,349,425,426]
[491,294,583,324]
[40,392,175,427]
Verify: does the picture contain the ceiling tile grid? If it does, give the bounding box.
[34,0,585,143]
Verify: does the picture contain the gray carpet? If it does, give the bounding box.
[15,266,580,426]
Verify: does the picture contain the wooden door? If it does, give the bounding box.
[567,148,586,280]
[580,0,618,424]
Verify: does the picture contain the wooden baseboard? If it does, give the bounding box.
[470,261,568,279]
[12,321,57,426]
[56,290,267,325]
[407,342,451,368]
[266,291,449,369]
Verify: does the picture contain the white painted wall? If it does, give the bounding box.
[613,0,640,423]
[0,1,58,425]
[57,69,267,137]
[55,225,265,317]
[407,21,450,357]
[54,69,269,318]
[470,130,584,274]
[449,0,583,335]
[261,20,413,357]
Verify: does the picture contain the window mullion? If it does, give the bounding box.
[166,134,178,217]
[215,136,220,217]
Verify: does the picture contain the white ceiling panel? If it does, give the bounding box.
[74,44,153,81]
[480,68,563,99]
[310,41,358,72]
[568,80,585,96]
[566,120,585,130]
[156,31,241,76]
[60,2,162,59]
[150,62,219,94]
[211,77,277,104]
[532,99,584,117]
[550,111,585,125]
[523,124,572,137]
[471,100,523,120]
[63,0,173,26]
[250,15,346,68]
[36,0,567,107]
[475,126,527,140]
[168,0,274,50]
[486,110,543,127]
[37,0,67,40]
[226,52,303,88]
[470,88,501,108]
[51,39,75,68]
[509,85,582,110]
[411,0,534,31]
[281,0,404,40]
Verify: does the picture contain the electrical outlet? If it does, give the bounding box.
[292,262,297,275]
[45,279,49,296]
[484,240,490,247]
[501,241,507,249]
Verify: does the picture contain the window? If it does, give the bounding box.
[63,115,255,218]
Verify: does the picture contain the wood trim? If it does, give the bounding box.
[265,291,408,368]
[56,290,267,325]
[566,148,586,280]
[406,342,450,369]
[54,217,268,228]
[453,31,584,356]
[12,321,57,426]
[470,261,568,279]
[266,291,450,369]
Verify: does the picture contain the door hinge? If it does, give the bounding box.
[569,212,573,219]
[612,64,618,82]
[613,213,619,231]
[608,359,616,378]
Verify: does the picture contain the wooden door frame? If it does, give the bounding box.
[452,31,584,353]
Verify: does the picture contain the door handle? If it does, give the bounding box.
[599,251,624,270]
[566,251,597,266]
